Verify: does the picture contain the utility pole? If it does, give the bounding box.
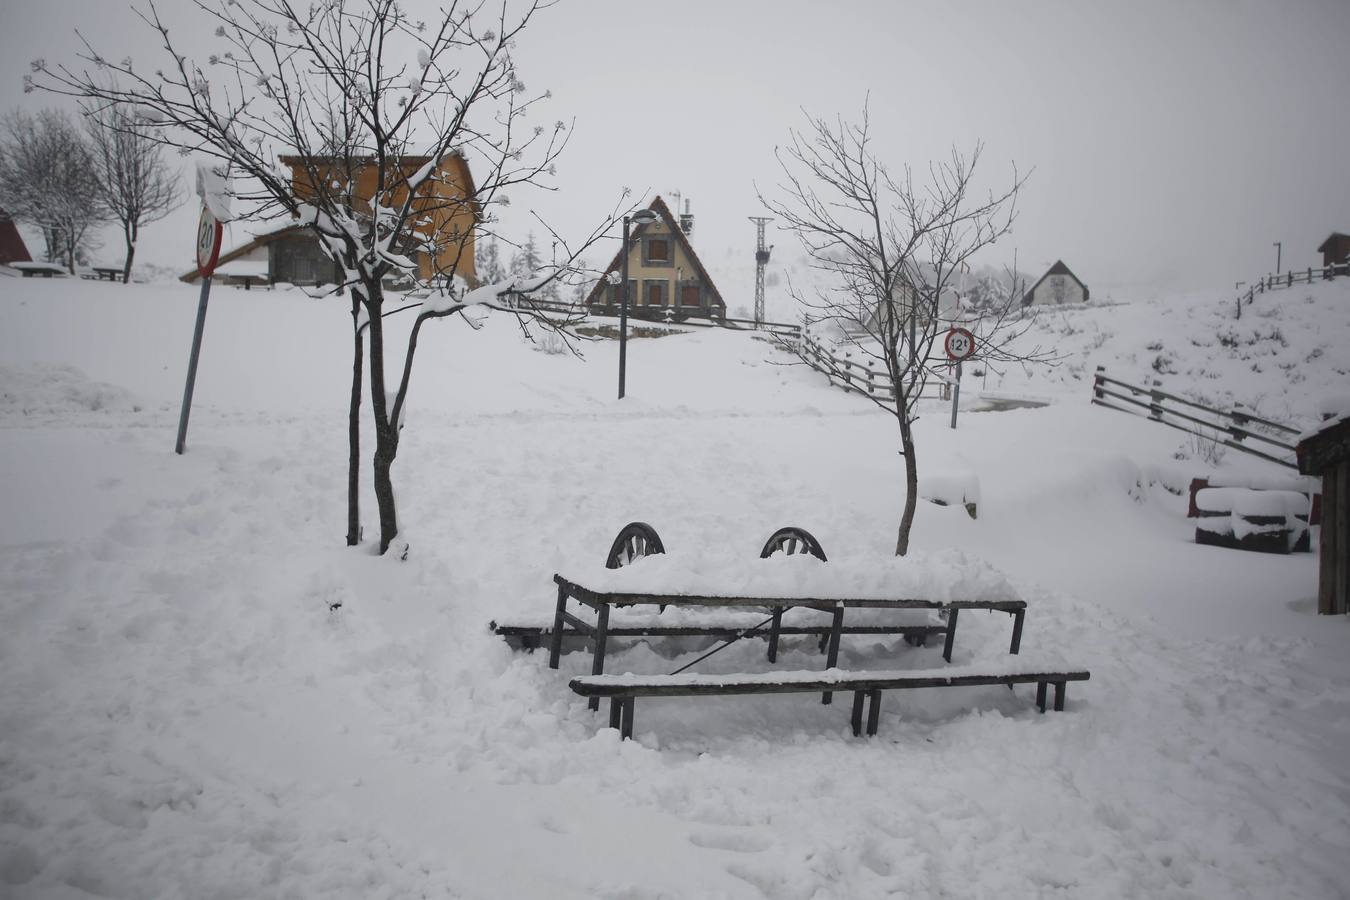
[1274,242,1282,275]
[749,216,773,326]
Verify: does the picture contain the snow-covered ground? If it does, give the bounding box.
[1,276,1348,899]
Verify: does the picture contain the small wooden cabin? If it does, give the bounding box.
[1022,260,1089,306]
[1297,413,1350,615]
[0,208,32,265]
[181,224,342,287]
[1316,233,1350,268]
[182,152,478,287]
[585,196,726,321]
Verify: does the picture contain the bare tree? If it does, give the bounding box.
[761,105,1044,555]
[83,103,182,282]
[0,108,105,272]
[32,0,628,555]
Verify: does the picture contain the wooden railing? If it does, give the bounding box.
[1235,262,1350,318]
[792,331,951,403]
[1090,367,1300,468]
[580,303,802,339]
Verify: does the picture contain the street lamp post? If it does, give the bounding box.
[618,208,658,399]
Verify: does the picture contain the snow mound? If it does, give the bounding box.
[570,548,1021,605]
[0,363,140,419]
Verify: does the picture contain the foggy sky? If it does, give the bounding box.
[3,0,1348,300]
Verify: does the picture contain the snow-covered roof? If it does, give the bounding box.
[179,223,304,283]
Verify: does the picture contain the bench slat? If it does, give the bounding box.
[570,668,1090,698]
[492,622,946,639]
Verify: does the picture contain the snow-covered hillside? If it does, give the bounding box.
[1,276,1347,899]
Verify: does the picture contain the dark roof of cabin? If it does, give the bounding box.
[584,195,724,307]
[1022,259,1088,304]
[1317,232,1350,253]
[1297,414,1350,475]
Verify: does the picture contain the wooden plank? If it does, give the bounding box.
[547,582,568,669]
[495,622,948,640]
[1092,396,1298,468]
[1333,469,1344,615]
[1095,373,1299,436]
[1331,467,1341,612]
[570,669,1090,698]
[866,689,882,736]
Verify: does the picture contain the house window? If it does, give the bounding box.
[642,236,672,266]
[679,281,702,307]
[644,280,667,307]
[608,280,637,305]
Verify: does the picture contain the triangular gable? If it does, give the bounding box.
[1022,259,1088,304]
[0,208,32,265]
[585,195,724,307]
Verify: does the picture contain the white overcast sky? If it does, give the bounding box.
[4,0,1349,299]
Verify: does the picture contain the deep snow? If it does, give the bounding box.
[1,276,1348,899]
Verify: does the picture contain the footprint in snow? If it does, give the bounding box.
[687,829,772,853]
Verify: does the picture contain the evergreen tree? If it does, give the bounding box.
[510,232,542,278]
[476,237,506,284]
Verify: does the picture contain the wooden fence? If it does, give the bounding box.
[791,331,951,403]
[1090,367,1300,468]
[1235,262,1350,318]
[561,302,802,339]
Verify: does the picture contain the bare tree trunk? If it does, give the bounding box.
[347,297,363,546]
[895,408,919,556]
[121,221,137,284]
[363,280,400,554]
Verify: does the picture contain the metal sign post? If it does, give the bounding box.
[950,360,962,429]
[175,205,223,454]
[943,327,976,430]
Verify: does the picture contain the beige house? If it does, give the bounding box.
[585,196,725,320]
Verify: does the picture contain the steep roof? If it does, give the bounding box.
[0,208,32,265]
[584,195,724,307]
[1317,232,1350,253]
[1022,259,1088,305]
[179,223,306,283]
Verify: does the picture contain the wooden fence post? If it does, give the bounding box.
[1149,381,1165,421]
[1092,366,1105,401]
[1230,404,1249,443]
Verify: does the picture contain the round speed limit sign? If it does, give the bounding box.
[944,327,976,361]
[196,206,223,278]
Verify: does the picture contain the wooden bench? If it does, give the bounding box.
[492,619,948,652]
[92,266,125,282]
[571,664,1090,739]
[13,262,67,278]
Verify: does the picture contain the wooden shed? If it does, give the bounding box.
[0,207,32,265]
[1296,413,1350,615]
[1317,233,1350,268]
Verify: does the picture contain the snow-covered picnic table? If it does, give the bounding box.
[546,550,1030,709]
[11,261,68,277]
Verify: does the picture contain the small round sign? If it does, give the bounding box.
[944,327,976,361]
[196,206,223,278]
